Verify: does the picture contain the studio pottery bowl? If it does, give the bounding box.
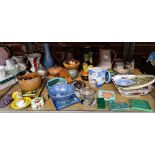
[48,66,63,76]
[18,72,41,92]
[47,84,75,101]
[63,60,80,70]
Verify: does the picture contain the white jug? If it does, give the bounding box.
[99,49,116,70]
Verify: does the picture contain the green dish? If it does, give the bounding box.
[130,99,152,112]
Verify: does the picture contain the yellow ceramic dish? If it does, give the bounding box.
[11,97,31,110]
[12,91,23,100]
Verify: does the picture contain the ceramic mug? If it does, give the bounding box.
[0,66,6,79]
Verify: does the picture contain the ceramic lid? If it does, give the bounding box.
[80,87,95,96]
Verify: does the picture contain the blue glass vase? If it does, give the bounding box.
[43,43,54,68]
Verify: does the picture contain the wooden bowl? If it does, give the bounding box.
[18,72,41,92]
[63,60,80,70]
[48,66,63,76]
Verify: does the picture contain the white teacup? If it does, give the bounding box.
[0,66,6,79]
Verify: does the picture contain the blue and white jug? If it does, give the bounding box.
[88,67,111,88]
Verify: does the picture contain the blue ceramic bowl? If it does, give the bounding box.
[47,84,75,101]
[46,77,67,89]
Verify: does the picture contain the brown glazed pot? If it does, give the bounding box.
[48,66,63,76]
[18,72,41,92]
[81,71,88,81]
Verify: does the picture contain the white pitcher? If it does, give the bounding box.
[99,49,116,70]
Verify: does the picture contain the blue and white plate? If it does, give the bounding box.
[115,79,134,87]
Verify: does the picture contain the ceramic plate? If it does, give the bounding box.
[115,79,134,87]
[11,97,31,110]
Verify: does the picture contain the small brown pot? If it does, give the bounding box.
[18,72,41,92]
[48,66,63,76]
[81,71,89,81]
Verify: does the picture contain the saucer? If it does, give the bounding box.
[11,97,31,110]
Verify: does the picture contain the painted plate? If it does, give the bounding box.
[115,79,134,87]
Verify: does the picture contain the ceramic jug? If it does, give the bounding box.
[88,67,111,88]
[43,43,54,68]
[99,49,116,70]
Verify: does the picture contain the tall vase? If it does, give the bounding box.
[43,43,54,68]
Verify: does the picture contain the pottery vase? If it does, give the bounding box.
[43,43,54,69]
